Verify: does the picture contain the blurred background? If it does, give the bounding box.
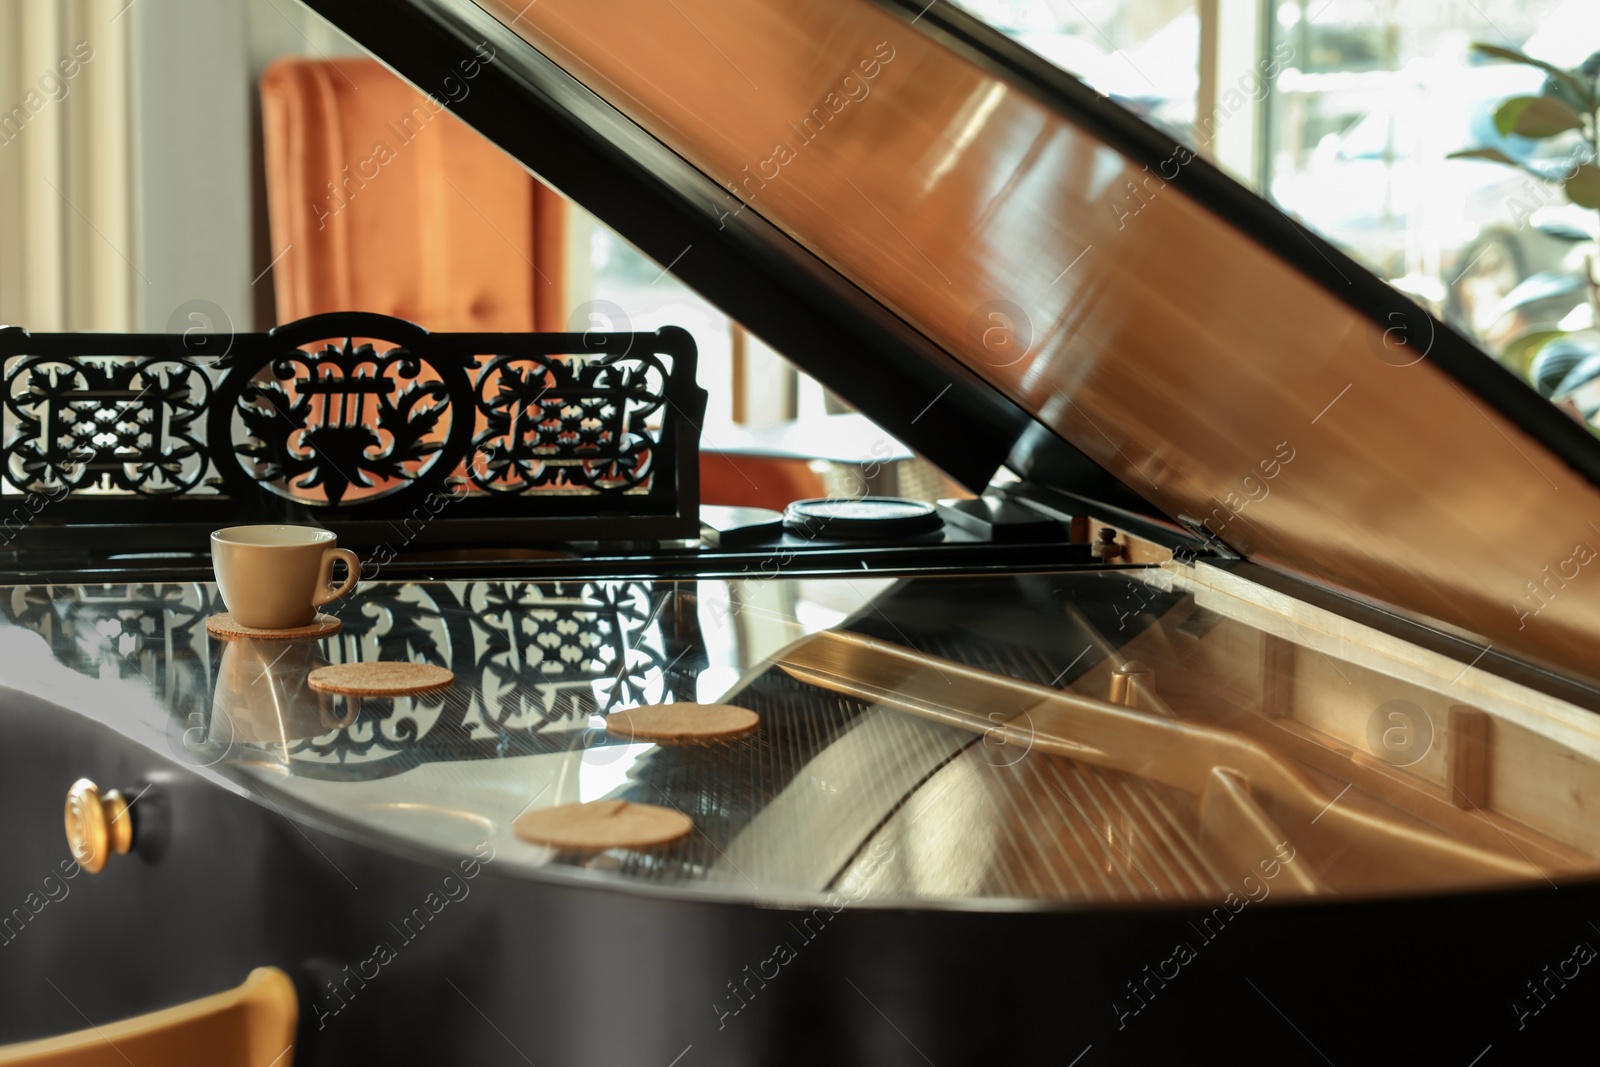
[2,0,1598,483]
[958,0,1600,423]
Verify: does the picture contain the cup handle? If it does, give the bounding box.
[320,697,359,731]
[312,548,360,608]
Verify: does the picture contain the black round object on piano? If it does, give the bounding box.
[781,496,943,540]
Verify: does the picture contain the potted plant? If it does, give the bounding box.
[1450,45,1600,425]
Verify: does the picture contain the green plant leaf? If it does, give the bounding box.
[1540,72,1594,118]
[1504,328,1567,371]
[1528,336,1596,396]
[1472,43,1551,67]
[1447,147,1522,165]
[1471,43,1596,105]
[1491,270,1586,320]
[1554,348,1600,399]
[1493,96,1585,138]
[1566,163,1600,208]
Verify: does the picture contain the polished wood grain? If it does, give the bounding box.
[480,0,1600,683]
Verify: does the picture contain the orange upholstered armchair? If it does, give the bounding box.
[259,57,566,331]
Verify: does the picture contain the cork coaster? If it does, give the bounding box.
[513,799,692,851]
[306,662,455,696]
[607,703,759,743]
[207,612,342,640]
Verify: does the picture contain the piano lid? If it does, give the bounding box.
[303,0,1600,683]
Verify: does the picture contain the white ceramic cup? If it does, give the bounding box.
[211,525,360,629]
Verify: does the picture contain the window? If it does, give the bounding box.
[951,0,1600,429]
[1266,0,1599,421]
[950,0,1200,139]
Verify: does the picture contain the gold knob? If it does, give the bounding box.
[64,778,133,875]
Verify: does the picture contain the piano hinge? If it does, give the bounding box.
[1173,515,1240,564]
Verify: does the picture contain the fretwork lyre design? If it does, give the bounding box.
[0,313,705,550]
[233,338,453,506]
[2,355,213,495]
[471,349,666,494]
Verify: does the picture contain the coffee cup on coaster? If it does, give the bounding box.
[211,525,360,630]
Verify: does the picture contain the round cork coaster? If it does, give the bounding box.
[606,703,759,743]
[306,662,455,696]
[513,799,692,852]
[207,612,342,640]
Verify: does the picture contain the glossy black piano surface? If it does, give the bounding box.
[5,562,1600,1062]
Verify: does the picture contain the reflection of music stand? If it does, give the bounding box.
[466,580,680,733]
[2,576,705,782]
[225,579,696,781]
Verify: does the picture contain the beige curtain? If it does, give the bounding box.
[0,0,136,331]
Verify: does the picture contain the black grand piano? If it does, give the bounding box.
[5,0,1600,1063]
